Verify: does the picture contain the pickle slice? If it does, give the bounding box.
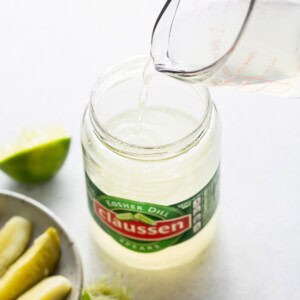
[134,213,156,226]
[17,275,72,300]
[0,227,61,300]
[0,216,32,276]
[116,213,135,221]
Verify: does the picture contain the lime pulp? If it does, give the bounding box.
[0,127,71,183]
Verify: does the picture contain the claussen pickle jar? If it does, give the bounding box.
[81,57,221,269]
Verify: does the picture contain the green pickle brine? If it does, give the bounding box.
[81,57,221,269]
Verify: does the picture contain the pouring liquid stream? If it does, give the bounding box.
[134,59,155,135]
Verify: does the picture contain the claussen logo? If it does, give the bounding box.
[94,201,191,241]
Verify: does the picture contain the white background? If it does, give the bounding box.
[0,1,300,299]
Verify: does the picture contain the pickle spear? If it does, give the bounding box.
[17,275,72,300]
[116,213,135,221]
[0,227,61,300]
[0,216,32,276]
[134,213,156,226]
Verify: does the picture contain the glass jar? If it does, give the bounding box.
[81,57,221,269]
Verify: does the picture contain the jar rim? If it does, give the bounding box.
[89,56,213,160]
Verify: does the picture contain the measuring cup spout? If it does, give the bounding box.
[151,0,300,97]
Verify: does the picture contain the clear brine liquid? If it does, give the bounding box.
[105,106,200,147]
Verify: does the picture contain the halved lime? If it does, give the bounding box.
[0,127,71,183]
[82,279,131,300]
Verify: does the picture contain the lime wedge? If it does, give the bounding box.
[0,227,61,300]
[0,216,32,276]
[17,275,72,300]
[0,127,71,183]
[82,279,131,300]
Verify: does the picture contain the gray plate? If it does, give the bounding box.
[0,189,83,300]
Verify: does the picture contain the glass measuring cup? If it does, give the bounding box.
[151,0,300,97]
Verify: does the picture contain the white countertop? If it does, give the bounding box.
[1,1,300,299]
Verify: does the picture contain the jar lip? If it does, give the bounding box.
[89,56,213,160]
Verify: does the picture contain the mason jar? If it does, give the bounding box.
[81,57,221,269]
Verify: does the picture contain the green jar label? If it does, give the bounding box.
[86,168,220,253]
